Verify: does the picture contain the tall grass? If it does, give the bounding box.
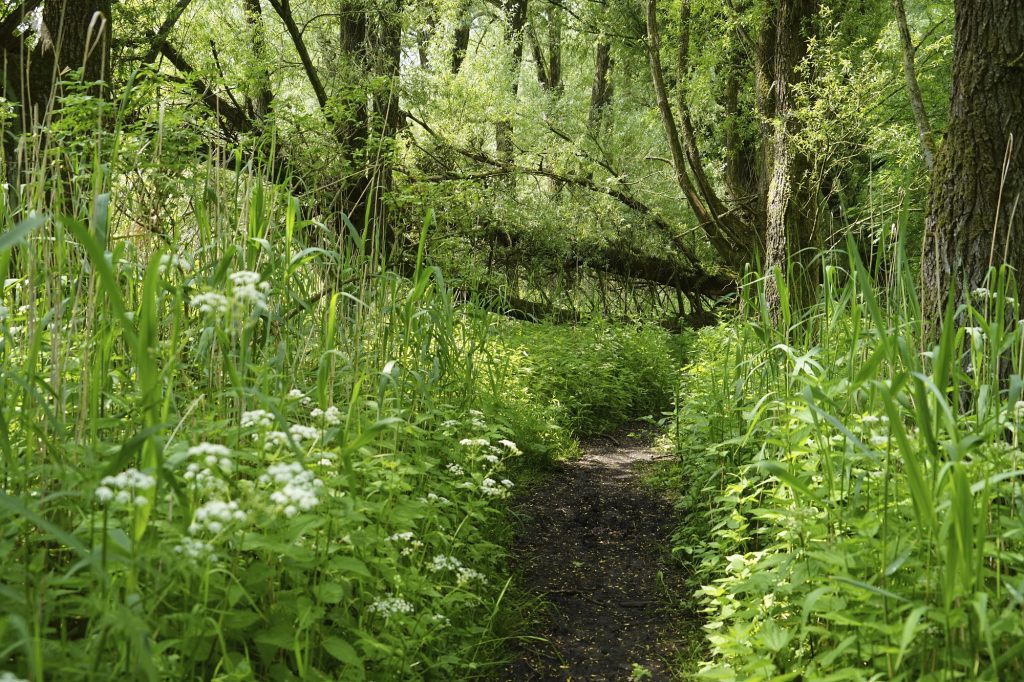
[673,234,1024,680]
[0,77,537,681]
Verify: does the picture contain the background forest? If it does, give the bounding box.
[0,0,1022,680]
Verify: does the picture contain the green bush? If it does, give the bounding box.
[671,251,1024,681]
[498,321,680,438]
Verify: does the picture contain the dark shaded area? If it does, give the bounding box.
[498,428,696,681]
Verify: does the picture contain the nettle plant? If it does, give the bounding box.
[676,246,1024,681]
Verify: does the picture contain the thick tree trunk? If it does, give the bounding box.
[27,0,111,126]
[920,0,1024,329]
[763,0,817,322]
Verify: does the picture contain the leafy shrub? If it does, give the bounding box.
[497,321,680,438]
[672,252,1024,680]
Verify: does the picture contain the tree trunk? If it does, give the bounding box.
[763,0,817,322]
[26,0,111,126]
[451,5,472,74]
[588,40,612,130]
[920,0,1024,329]
[496,0,527,169]
[244,0,274,121]
[892,0,936,172]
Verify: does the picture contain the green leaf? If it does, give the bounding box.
[0,212,46,253]
[322,636,361,666]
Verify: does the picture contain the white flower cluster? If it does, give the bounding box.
[311,405,342,426]
[497,439,520,454]
[445,463,465,476]
[242,409,274,428]
[429,554,462,572]
[158,253,192,276]
[290,424,320,442]
[229,270,271,310]
[459,438,489,447]
[188,443,232,471]
[174,536,215,561]
[420,492,450,505]
[260,462,323,517]
[480,477,513,498]
[387,531,423,556]
[288,389,312,406]
[427,555,486,585]
[190,270,271,317]
[95,468,156,506]
[368,595,414,618]
[190,292,229,315]
[190,499,246,535]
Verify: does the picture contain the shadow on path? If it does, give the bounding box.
[497,426,695,681]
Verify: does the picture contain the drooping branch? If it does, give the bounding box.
[158,41,253,135]
[266,0,330,111]
[141,0,196,64]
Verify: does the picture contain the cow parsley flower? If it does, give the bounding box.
[190,292,229,315]
[498,439,520,454]
[289,424,320,443]
[368,595,414,618]
[459,438,489,447]
[260,462,323,517]
[158,253,192,275]
[242,409,274,428]
[311,405,342,426]
[95,468,156,506]
[190,499,246,535]
[445,463,465,476]
[429,555,463,572]
[175,537,216,561]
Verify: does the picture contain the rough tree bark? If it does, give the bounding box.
[920,0,1024,329]
[762,0,817,322]
[244,0,274,121]
[26,0,112,126]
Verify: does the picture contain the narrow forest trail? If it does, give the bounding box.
[498,427,696,681]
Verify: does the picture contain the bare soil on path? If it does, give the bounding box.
[497,426,696,681]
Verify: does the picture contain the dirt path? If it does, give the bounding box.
[498,427,695,681]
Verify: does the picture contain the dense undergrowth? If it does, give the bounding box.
[0,116,679,679]
[669,242,1024,680]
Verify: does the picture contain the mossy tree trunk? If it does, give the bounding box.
[920,0,1024,330]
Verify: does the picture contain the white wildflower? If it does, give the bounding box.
[289,424,320,443]
[445,463,465,476]
[459,438,489,447]
[260,461,323,515]
[242,409,274,428]
[429,555,463,572]
[497,439,520,453]
[457,567,486,585]
[190,292,229,315]
[368,595,414,618]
